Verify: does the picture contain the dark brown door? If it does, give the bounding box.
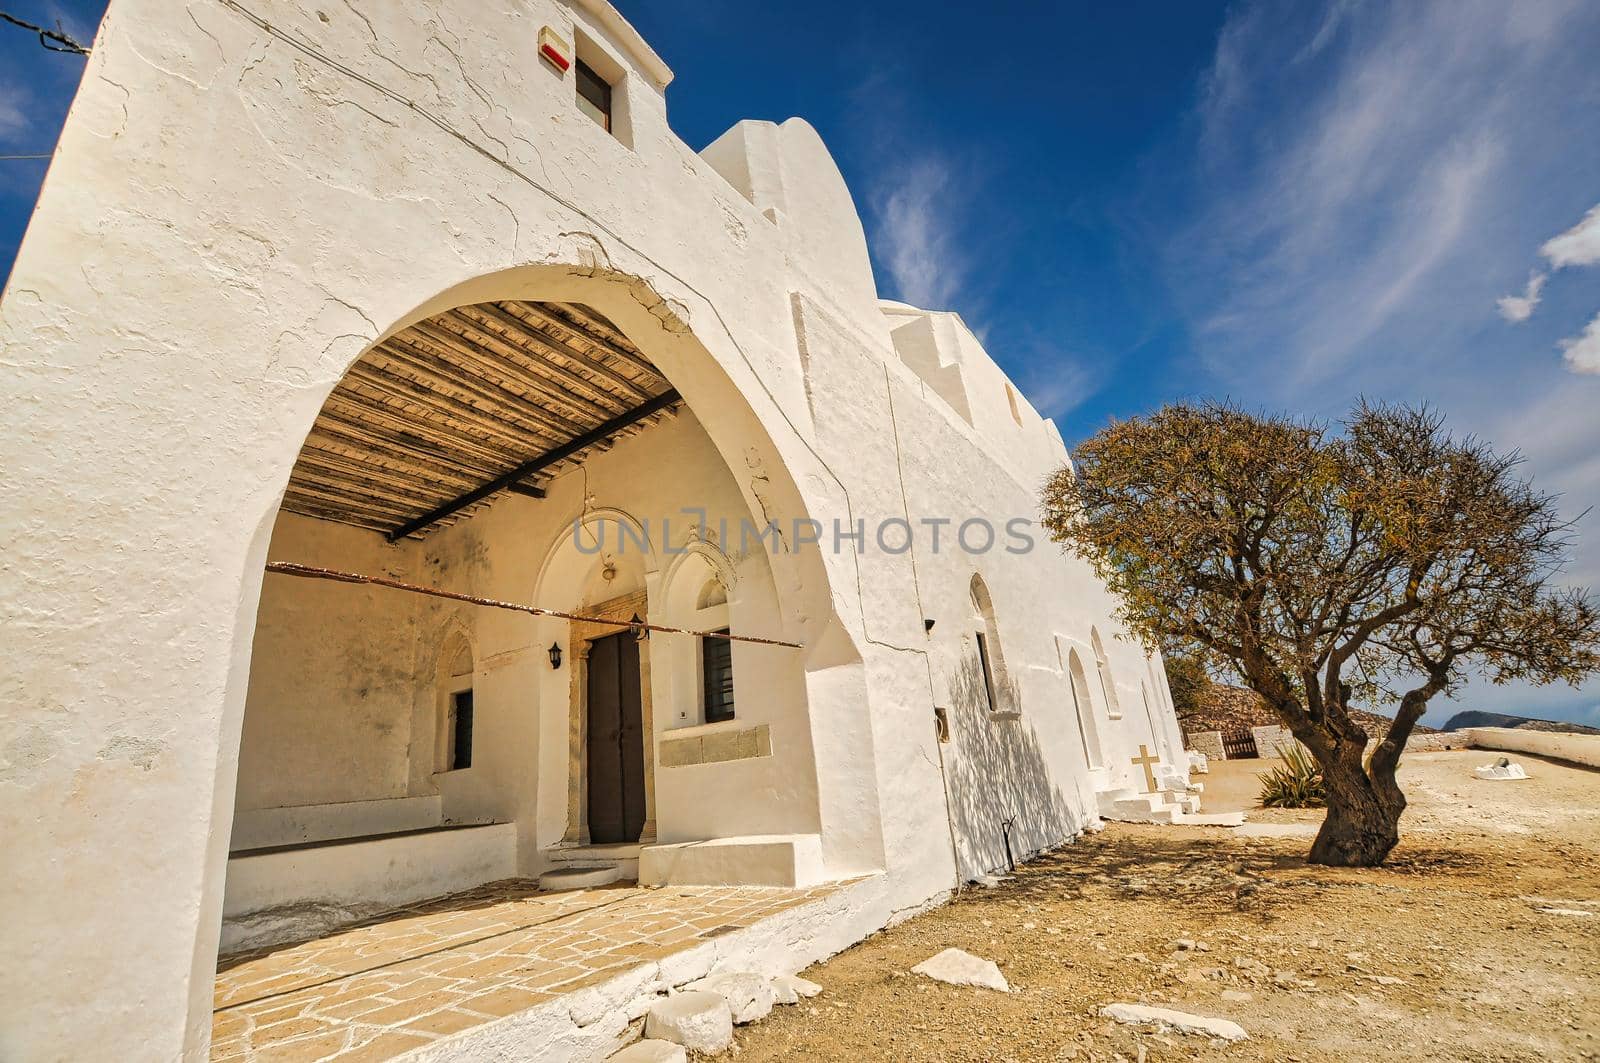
[585,631,646,844]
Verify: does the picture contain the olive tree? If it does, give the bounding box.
[1042,401,1598,866]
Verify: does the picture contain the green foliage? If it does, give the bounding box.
[1257,743,1326,808]
[1164,655,1214,719]
[1042,399,1600,863]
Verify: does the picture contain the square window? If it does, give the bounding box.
[576,58,613,133]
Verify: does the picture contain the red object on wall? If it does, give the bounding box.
[540,42,570,72]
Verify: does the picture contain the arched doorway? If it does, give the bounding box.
[222,276,838,956]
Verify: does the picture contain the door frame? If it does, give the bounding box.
[563,590,656,845]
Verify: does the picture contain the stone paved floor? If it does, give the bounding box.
[212,878,837,1061]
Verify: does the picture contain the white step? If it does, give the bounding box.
[1171,810,1246,827]
[1104,798,1176,824]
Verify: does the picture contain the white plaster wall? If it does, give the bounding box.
[1465,727,1600,769]
[0,1,1186,1057]
[240,514,421,810]
[221,822,516,947]
[230,795,443,851]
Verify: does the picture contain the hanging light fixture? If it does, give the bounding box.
[629,612,648,641]
[548,641,563,669]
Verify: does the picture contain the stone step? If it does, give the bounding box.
[537,864,627,891]
[549,842,642,864]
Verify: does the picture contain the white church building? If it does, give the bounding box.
[1,2,1201,1059]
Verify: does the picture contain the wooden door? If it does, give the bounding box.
[585,631,646,844]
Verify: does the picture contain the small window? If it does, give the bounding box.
[450,689,474,770]
[576,59,612,132]
[975,631,998,712]
[702,630,735,723]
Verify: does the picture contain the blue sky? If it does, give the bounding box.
[4,1,1599,726]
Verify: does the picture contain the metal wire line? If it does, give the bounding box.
[1,11,90,54]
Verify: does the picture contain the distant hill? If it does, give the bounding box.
[1441,710,1600,736]
[1177,684,1437,739]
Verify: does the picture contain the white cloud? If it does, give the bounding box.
[872,158,967,312]
[1166,0,1587,389]
[1154,0,1600,723]
[1558,310,1600,374]
[1496,271,1546,322]
[1018,357,1101,421]
[1541,202,1600,269]
[0,76,29,145]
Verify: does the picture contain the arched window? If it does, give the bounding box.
[1140,680,1168,761]
[1061,641,1103,769]
[660,549,737,727]
[1091,627,1121,719]
[970,575,1013,713]
[698,577,736,723]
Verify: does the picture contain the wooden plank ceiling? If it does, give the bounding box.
[284,300,679,539]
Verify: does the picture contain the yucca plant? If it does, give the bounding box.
[1257,742,1326,808]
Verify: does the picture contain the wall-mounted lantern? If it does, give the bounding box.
[629,613,649,642]
[548,641,563,669]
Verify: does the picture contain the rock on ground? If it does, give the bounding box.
[607,1040,688,1063]
[682,972,775,1024]
[1100,1003,1247,1042]
[643,992,734,1055]
[910,948,1010,992]
[1475,759,1530,781]
[770,974,822,1004]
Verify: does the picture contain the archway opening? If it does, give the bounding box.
[220,294,823,966]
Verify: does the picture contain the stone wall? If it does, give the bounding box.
[1187,730,1227,761]
[1250,725,1302,759]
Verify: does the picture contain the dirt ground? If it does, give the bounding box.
[732,750,1600,1062]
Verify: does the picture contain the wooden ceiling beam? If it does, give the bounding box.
[446,307,642,411]
[374,338,589,442]
[519,301,665,383]
[388,389,682,542]
[341,361,562,454]
[468,302,653,402]
[319,392,515,470]
[302,425,496,487]
[310,410,505,480]
[290,454,457,510]
[406,319,617,425]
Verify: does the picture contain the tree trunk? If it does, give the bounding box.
[1308,747,1401,866]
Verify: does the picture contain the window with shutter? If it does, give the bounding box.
[701,630,735,723]
[575,59,613,132]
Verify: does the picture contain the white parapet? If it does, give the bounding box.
[638,834,827,888]
[1464,727,1600,769]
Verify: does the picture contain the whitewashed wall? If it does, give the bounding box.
[0,0,1183,1057]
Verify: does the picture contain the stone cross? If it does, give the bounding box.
[1131,744,1160,794]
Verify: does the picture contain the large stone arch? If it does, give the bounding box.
[211,263,859,1054]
